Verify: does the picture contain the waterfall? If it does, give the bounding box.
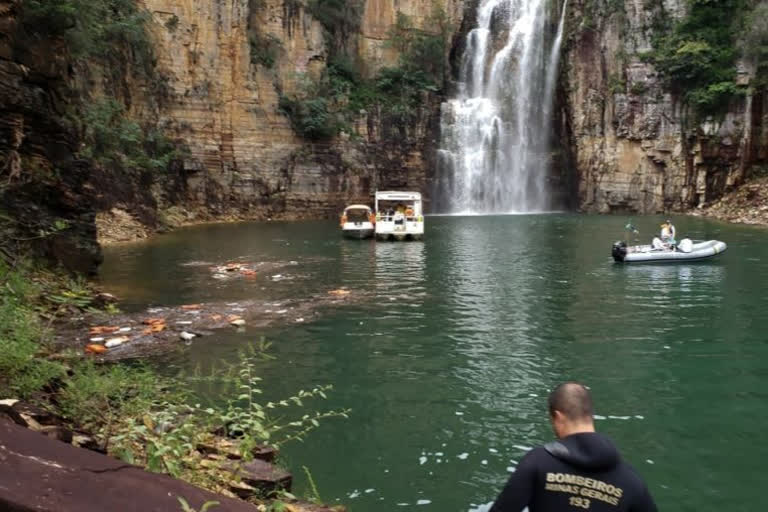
[437,0,568,214]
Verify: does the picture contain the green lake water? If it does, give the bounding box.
[100,214,768,511]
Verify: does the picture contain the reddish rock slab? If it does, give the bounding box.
[0,420,260,512]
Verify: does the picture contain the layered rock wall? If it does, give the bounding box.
[563,0,768,214]
[142,0,464,219]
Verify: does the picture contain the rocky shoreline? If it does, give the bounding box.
[693,175,768,226]
[0,400,342,512]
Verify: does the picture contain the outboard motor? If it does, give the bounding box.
[612,241,627,262]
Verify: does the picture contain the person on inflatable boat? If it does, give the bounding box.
[652,220,677,249]
[660,220,676,244]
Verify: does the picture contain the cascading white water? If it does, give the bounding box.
[437,0,568,214]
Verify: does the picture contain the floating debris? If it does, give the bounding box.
[89,326,119,335]
[105,336,129,348]
[180,304,202,310]
[179,331,196,341]
[85,344,107,354]
[328,289,351,297]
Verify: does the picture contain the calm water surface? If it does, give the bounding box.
[100,215,768,511]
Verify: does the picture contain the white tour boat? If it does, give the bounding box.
[340,204,375,239]
[374,191,424,241]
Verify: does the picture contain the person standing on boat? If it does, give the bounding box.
[489,382,657,512]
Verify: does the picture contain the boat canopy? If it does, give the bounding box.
[343,204,372,213]
[375,191,421,202]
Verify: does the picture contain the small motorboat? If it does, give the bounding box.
[340,205,375,239]
[612,238,727,263]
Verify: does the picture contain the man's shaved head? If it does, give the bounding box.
[548,382,594,422]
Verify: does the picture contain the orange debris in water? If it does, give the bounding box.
[89,326,120,335]
[210,314,223,321]
[227,314,243,322]
[328,289,351,296]
[85,344,107,354]
[142,318,165,325]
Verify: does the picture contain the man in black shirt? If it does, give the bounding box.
[489,382,657,511]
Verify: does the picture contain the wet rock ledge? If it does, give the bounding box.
[0,401,343,512]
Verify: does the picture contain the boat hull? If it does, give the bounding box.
[612,240,727,263]
[375,233,423,241]
[342,227,374,240]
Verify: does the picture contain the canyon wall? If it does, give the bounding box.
[139,0,464,219]
[563,0,768,214]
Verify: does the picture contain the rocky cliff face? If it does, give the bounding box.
[0,0,101,272]
[141,0,464,219]
[563,0,768,214]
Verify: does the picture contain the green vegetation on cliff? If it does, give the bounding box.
[279,8,451,140]
[20,0,180,175]
[641,0,766,116]
[23,0,154,72]
[79,99,182,176]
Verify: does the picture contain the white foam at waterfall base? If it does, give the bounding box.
[437,0,568,214]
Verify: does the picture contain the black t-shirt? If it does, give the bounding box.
[489,433,657,512]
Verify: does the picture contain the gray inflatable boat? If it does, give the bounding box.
[612,238,727,263]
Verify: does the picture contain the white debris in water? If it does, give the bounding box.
[442,443,447,447]
[226,303,239,306]
[489,448,499,453]
[176,321,193,325]
[435,452,444,456]
[147,307,164,313]
[664,345,671,349]
[296,318,305,323]
[417,500,432,505]
[457,453,469,460]
[646,459,655,464]
[276,309,288,314]
[365,489,375,494]
[90,337,104,342]
[397,503,410,507]
[384,469,389,473]
[594,415,607,420]
[437,459,442,463]
[419,456,427,465]
[119,327,131,333]
[481,460,488,465]
[506,466,516,472]
[468,502,495,512]
[348,490,360,498]
[608,415,631,420]
[512,445,532,451]
[635,415,645,419]
[455,411,464,416]
[529,393,538,397]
